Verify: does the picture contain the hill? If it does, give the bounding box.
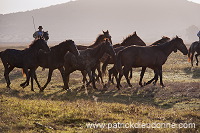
[0,0,200,44]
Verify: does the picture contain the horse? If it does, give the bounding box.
[101,31,146,79]
[43,31,49,41]
[104,36,170,86]
[63,39,116,90]
[77,30,113,84]
[115,36,188,90]
[20,40,80,92]
[188,41,200,66]
[0,37,50,91]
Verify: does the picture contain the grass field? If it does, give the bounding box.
[0,46,199,133]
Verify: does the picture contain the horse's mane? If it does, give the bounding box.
[121,32,136,44]
[151,37,170,46]
[29,38,41,48]
[89,34,105,47]
[51,40,73,50]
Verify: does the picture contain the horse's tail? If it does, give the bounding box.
[114,50,123,75]
[0,51,2,58]
[21,69,26,77]
[188,46,192,62]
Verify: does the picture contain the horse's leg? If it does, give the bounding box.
[123,66,132,87]
[195,53,199,66]
[139,67,146,87]
[91,69,98,90]
[81,70,88,84]
[108,68,113,84]
[191,52,195,67]
[152,70,158,85]
[145,69,158,86]
[129,68,133,79]
[80,70,87,89]
[116,73,123,90]
[41,69,54,91]
[32,68,42,90]
[86,68,97,90]
[29,69,35,92]
[96,63,104,84]
[158,66,165,87]
[4,65,14,88]
[113,69,119,84]
[58,67,67,89]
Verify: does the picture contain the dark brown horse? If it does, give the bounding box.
[63,39,116,90]
[104,36,170,86]
[0,37,50,91]
[101,32,146,76]
[21,40,80,92]
[115,36,188,89]
[188,41,200,66]
[77,30,112,84]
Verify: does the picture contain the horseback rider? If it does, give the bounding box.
[33,26,44,39]
[197,31,200,43]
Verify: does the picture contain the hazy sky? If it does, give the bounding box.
[0,0,199,14]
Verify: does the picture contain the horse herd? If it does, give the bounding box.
[0,30,199,92]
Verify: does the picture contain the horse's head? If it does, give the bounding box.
[173,36,188,55]
[43,31,49,41]
[122,31,146,46]
[103,39,116,58]
[103,30,112,44]
[32,37,50,52]
[65,40,80,56]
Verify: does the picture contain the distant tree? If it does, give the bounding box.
[186,25,199,41]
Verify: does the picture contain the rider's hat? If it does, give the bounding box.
[38,26,43,29]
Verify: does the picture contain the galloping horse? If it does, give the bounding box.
[188,41,200,66]
[77,30,112,84]
[115,36,188,90]
[63,39,116,90]
[20,40,80,92]
[0,37,50,91]
[104,36,170,85]
[101,32,146,79]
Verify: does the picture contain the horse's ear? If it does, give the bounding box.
[102,30,105,34]
[134,31,137,35]
[106,30,109,33]
[176,35,179,38]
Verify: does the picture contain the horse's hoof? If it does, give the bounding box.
[153,81,156,86]
[6,86,11,89]
[161,85,165,88]
[143,82,147,86]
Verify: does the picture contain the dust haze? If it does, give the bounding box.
[0,0,200,45]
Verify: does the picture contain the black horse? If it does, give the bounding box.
[0,37,50,91]
[188,41,200,66]
[20,40,80,92]
[63,39,116,90]
[115,36,188,89]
